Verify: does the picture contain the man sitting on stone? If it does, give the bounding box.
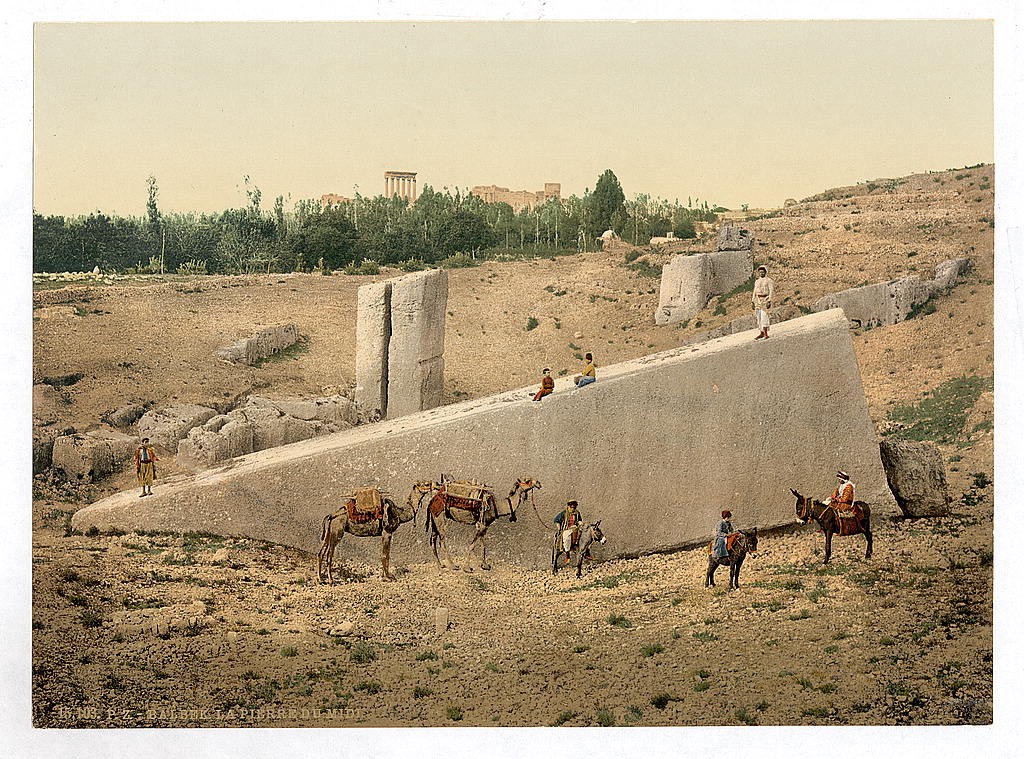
[825,470,856,514]
[532,367,555,401]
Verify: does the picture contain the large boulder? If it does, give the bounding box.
[52,430,136,480]
[930,258,972,293]
[137,404,218,451]
[879,438,950,517]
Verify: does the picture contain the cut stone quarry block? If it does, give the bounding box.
[52,429,136,480]
[656,249,752,326]
[137,404,217,451]
[355,280,393,420]
[216,324,299,365]
[812,276,932,329]
[811,258,971,330]
[75,309,896,569]
[386,269,448,419]
[683,305,800,345]
[879,438,950,518]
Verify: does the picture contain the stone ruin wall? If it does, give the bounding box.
[74,310,897,569]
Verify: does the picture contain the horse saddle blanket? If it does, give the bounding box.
[443,481,491,510]
[707,532,741,555]
[347,488,384,524]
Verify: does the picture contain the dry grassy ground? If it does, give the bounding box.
[31,165,995,727]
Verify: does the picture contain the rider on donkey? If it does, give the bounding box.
[554,500,585,555]
[825,471,856,514]
[712,509,734,559]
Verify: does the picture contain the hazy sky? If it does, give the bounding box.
[33,20,993,216]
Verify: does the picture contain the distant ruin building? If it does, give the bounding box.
[320,193,351,206]
[385,171,418,202]
[470,182,560,212]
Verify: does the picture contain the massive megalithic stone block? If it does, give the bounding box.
[74,310,895,569]
[354,280,392,420]
[354,270,448,421]
[656,249,752,326]
[386,269,447,419]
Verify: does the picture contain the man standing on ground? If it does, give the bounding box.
[135,437,157,497]
[752,265,775,340]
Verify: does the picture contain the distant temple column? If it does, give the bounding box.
[384,171,418,202]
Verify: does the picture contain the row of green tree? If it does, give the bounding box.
[33,170,721,274]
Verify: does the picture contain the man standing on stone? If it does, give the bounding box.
[752,265,775,340]
[135,437,157,497]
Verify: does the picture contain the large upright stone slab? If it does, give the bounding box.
[656,249,752,325]
[354,280,392,420]
[385,269,448,419]
[75,310,896,569]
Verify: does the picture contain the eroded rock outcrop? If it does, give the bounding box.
[137,404,217,451]
[177,395,356,467]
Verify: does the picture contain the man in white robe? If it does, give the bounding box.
[752,265,776,340]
